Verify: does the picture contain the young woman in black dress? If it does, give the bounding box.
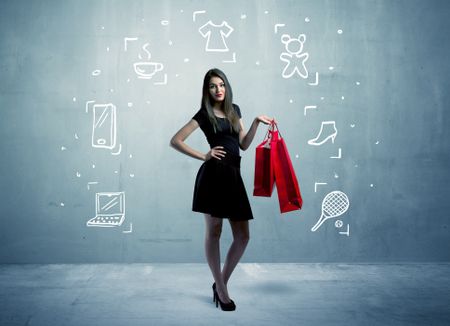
[170,68,272,311]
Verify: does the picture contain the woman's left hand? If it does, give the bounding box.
[256,115,273,125]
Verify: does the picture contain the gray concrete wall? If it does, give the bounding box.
[1,0,449,263]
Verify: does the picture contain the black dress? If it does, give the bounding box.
[191,104,254,220]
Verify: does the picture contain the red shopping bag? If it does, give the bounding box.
[253,121,303,213]
[271,128,303,213]
[253,127,275,196]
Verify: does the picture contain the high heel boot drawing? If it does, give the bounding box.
[212,282,236,311]
[308,121,337,146]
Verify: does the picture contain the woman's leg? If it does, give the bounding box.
[222,219,250,286]
[204,214,231,303]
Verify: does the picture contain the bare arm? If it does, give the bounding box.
[239,115,273,151]
[170,119,226,161]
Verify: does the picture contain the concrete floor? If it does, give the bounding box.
[0,263,449,326]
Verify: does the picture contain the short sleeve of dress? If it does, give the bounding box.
[198,22,211,38]
[192,108,207,128]
[233,104,242,119]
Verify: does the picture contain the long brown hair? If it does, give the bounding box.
[201,68,240,133]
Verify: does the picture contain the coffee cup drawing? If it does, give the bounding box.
[134,62,164,79]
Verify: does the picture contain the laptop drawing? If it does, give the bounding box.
[86,192,125,227]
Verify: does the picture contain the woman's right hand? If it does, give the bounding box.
[205,146,226,161]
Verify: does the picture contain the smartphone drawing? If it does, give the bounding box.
[91,103,116,149]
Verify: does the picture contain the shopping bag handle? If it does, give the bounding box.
[268,119,282,139]
[262,120,273,141]
[261,119,282,146]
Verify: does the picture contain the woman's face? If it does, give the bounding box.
[208,76,226,103]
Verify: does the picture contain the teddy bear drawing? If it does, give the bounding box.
[280,33,309,79]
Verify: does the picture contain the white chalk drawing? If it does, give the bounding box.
[92,69,101,76]
[123,223,133,234]
[193,10,206,22]
[335,220,343,228]
[90,103,117,149]
[311,191,350,232]
[87,181,98,190]
[308,72,319,86]
[308,121,337,146]
[85,100,122,153]
[161,20,169,26]
[304,105,317,116]
[198,21,233,52]
[223,52,236,63]
[85,100,95,113]
[314,182,328,193]
[339,224,350,236]
[111,143,122,155]
[274,23,285,34]
[124,37,138,51]
[330,148,342,159]
[133,43,164,80]
[154,73,168,85]
[280,34,309,79]
[87,192,125,227]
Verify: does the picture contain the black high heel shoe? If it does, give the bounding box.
[212,282,236,311]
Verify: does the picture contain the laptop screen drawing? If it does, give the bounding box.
[97,192,124,215]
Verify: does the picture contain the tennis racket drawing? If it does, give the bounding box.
[311,191,350,232]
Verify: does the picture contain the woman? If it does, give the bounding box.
[170,68,272,311]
